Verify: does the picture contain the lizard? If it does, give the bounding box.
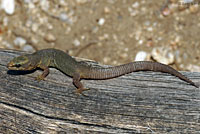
[7,48,199,94]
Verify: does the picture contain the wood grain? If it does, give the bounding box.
[0,49,199,134]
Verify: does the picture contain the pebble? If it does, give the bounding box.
[31,36,39,44]
[14,37,27,47]
[132,2,139,8]
[135,51,147,61]
[76,0,88,4]
[59,12,74,24]
[120,53,128,59]
[2,41,13,49]
[186,64,200,72]
[24,0,31,3]
[103,57,110,63]
[73,39,81,46]
[147,27,153,31]
[22,45,35,52]
[161,7,171,17]
[3,17,8,26]
[59,0,67,6]
[144,21,150,26]
[59,13,69,22]
[31,23,39,33]
[189,5,199,13]
[104,7,110,13]
[174,50,182,63]
[44,33,56,42]
[1,0,15,15]
[138,40,143,45]
[27,1,35,9]
[128,7,139,16]
[65,27,72,34]
[151,47,174,65]
[183,0,193,3]
[40,0,49,11]
[98,18,105,26]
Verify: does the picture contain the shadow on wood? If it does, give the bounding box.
[0,49,199,133]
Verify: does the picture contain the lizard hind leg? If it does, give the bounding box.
[73,73,90,96]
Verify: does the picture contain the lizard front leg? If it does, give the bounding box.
[36,66,49,81]
[73,73,89,95]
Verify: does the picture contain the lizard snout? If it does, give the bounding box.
[7,61,14,69]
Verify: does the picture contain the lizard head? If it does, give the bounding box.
[7,55,36,70]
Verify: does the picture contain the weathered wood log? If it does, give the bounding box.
[0,49,199,133]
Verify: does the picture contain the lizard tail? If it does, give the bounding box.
[83,61,198,88]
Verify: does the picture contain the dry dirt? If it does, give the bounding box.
[0,0,200,71]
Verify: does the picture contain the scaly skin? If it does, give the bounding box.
[7,48,199,94]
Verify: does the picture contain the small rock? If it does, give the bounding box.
[31,37,39,44]
[128,7,138,16]
[186,64,200,72]
[14,37,27,47]
[124,47,129,52]
[3,17,8,26]
[40,0,49,11]
[59,13,73,24]
[92,26,99,33]
[73,39,80,46]
[144,21,150,26]
[147,27,153,31]
[22,45,35,52]
[104,7,110,13]
[98,18,105,26]
[44,33,56,42]
[151,47,174,65]
[59,0,67,6]
[174,50,182,63]
[183,0,193,3]
[24,0,31,3]
[120,53,128,59]
[2,41,13,49]
[76,0,87,4]
[132,2,139,8]
[1,0,15,15]
[25,19,32,28]
[189,5,199,13]
[135,51,147,61]
[31,23,39,33]
[47,23,53,30]
[27,2,35,9]
[103,57,110,63]
[59,13,68,22]
[65,27,71,34]
[138,40,143,45]
[161,7,171,17]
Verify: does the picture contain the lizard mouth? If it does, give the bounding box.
[7,61,21,70]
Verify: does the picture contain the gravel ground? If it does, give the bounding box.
[0,0,200,71]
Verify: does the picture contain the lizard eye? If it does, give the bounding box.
[15,64,21,68]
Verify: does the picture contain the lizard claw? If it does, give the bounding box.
[75,88,90,96]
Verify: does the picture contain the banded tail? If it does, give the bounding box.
[82,61,198,88]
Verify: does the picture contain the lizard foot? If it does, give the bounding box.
[35,75,44,82]
[75,88,90,96]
